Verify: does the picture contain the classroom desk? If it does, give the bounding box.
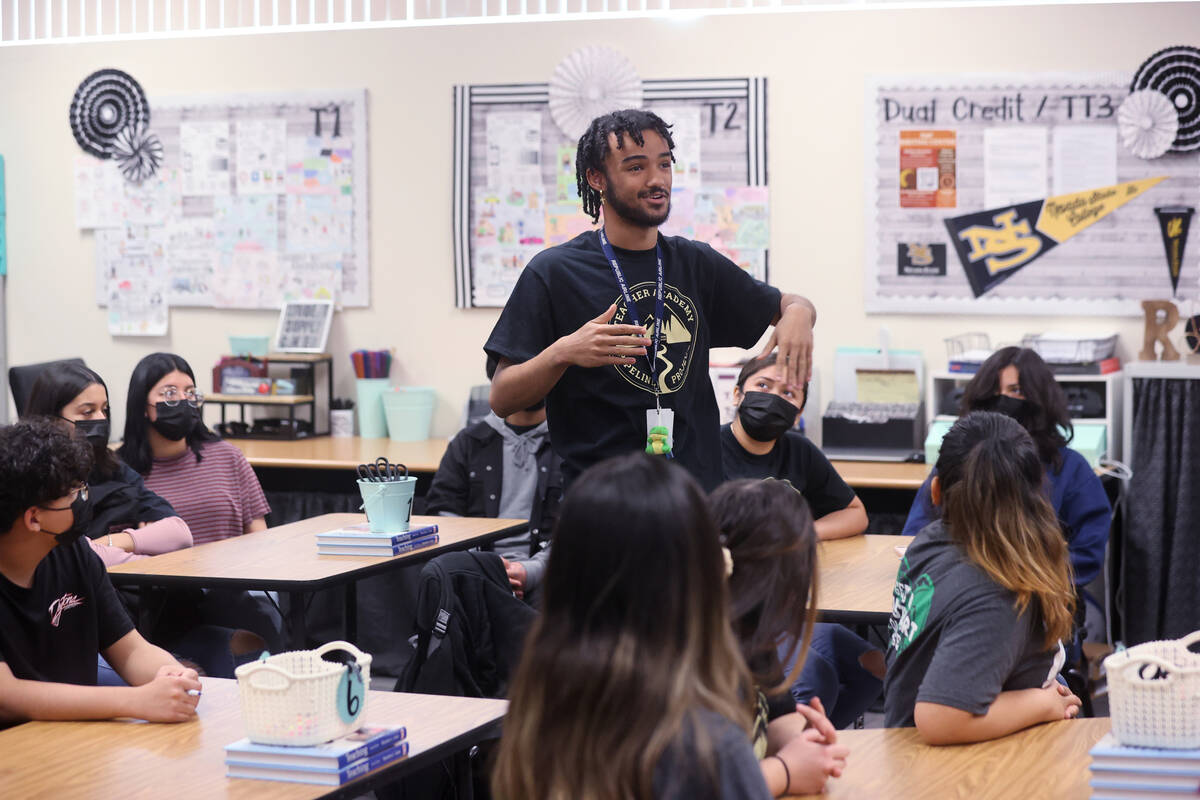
[790,717,1112,799]
[816,534,911,625]
[229,437,450,474]
[829,460,931,491]
[109,513,526,648]
[0,677,508,800]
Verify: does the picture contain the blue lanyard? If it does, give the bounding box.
[597,228,665,401]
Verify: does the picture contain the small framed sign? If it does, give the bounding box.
[273,300,334,353]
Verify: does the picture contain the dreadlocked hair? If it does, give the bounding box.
[575,109,676,223]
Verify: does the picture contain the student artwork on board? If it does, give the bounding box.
[865,69,1200,315]
[76,89,370,313]
[454,78,772,308]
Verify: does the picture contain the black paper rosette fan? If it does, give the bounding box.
[69,68,150,159]
[1131,45,1200,153]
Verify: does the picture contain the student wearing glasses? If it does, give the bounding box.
[119,353,269,544]
[119,353,280,651]
[0,418,201,726]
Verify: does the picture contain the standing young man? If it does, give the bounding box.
[486,109,816,490]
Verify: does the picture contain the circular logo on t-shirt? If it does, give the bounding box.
[612,281,699,396]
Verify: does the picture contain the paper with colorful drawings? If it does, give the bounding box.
[286,136,352,196]
[235,119,288,195]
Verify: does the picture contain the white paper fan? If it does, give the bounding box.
[549,47,643,142]
[1118,89,1180,159]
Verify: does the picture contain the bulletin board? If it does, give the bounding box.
[451,78,770,308]
[77,88,369,330]
[865,70,1200,316]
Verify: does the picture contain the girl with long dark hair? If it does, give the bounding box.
[886,411,1081,743]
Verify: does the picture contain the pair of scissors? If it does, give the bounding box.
[358,458,408,482]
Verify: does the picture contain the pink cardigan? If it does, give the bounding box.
[88,516,193,566]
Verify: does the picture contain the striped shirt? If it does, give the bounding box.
[143,440,270,545]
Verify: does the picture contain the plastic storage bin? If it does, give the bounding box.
[355,379,390,439]
[228,335,271,358]
[234,641,372,746]
[382,387,435,442]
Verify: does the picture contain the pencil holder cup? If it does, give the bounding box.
[355,379,390,439]
[330,409,354,438]
[234,640,372,746]
[382,387,436,443]
[357,477,417,533]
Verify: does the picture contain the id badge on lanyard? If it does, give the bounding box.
[597,228,675,457]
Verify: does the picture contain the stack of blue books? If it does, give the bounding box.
[316,522,439,557]
[226,724,409,786]
[1089,733,1200,798]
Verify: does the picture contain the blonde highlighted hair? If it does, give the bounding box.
[935,411,1075,648]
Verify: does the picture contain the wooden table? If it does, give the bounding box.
[829,460,931,490]
[0,677,507,800]
[228,437,450,474]
[790,717,1111,799]
[816,534,911,625]
[109,513,526,647]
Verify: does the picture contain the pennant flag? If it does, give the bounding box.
[1155,206,1194,295]
[945,177,1166,297]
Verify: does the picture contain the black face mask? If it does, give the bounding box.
[42,492,94,547]
[151,402,199,441]
[981,394,1034,426]
[737,391,800,443]
[71,417,111,446]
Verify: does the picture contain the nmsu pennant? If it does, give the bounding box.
[945,177,1168,298]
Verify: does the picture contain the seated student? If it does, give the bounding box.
[884,411,1081,743]
[0,418,201,725]
[493,454,782,799]
[721,353,867,540]
[118,352,280,652]
[25,362,191,565]
[902,346,1110,588]
[424,356,563,601]
[119,352,269,544]
[721,353,883,729]
[711,478,849,797]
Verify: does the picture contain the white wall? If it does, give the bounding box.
[1,3,1197,436]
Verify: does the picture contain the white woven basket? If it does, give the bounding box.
[234,640,373,746]
[1104,630,1200,749]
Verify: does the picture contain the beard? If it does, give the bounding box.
[605,186,671,228]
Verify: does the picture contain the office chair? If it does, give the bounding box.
[8,358,87,417]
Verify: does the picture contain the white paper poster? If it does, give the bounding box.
[99,226,169,336]
[281,255,342,304]
[486,112,542,190]
[122,168,180,226]
[285,194,353,255]
[235,119,288,195]
[74,157,125,229]
[286,136,353,196]
[1053,126,1118,196]
[666,108,702,188]
[180,121,232,196]
[983,127,1048,208]
[213,250,282,309]
[214,195,279,253]
[164,218,217,307]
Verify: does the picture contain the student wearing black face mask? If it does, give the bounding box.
[0,418,203,726]
[721,354,868,541]
[25,363,191,565]
[901,346,1110,590]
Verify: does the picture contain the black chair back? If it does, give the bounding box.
[8,358,87,417]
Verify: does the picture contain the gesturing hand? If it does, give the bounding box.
[552,305,651,369]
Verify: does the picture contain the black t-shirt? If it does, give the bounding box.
[485,231,781,491]
[719,425,856,518]
[0,537,134,685]
[88,462,177,539]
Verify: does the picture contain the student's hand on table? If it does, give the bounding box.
[795,696,837,744]
[776,727,849,794]
[131,664,202,722]
[551,304,650,368]
[1044,681,1082,720]
[502,558,527,600]
[758,302,815,387]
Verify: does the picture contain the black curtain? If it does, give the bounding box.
[1125,376,1200,644]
